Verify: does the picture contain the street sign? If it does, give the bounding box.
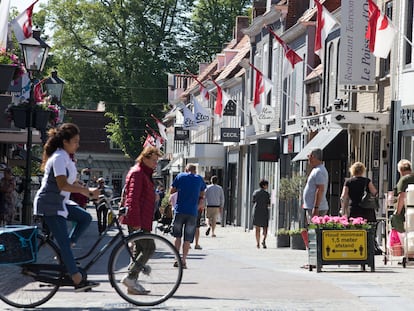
[321,230,367,261]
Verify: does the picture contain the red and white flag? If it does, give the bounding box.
[146,124,165,148]
[249,63,273,114]
[267,27,303,79]
[366,0,396,59]
[0,0,11,48]
[314,0,337,58]
[11,0,39,43]
[143,134,155,148]
[34,78,46,103]
[211,80,231,118]
[194,78,209,102]
[151,114,168,141]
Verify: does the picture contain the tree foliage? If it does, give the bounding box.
[42,0,252,157]
[45,0,194,158]
[188,0,251,70]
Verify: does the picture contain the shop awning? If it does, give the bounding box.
[76,159,134,170]
[292,128,344,161]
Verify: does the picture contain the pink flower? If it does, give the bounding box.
[311,216,321,224]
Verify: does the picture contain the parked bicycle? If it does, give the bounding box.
[0,204,183,308]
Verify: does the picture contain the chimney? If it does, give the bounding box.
[199,63,209,75]
[235,16,249,43]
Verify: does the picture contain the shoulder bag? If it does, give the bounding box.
[358,178,379,210]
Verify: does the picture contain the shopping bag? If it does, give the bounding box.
[389,229,402,247]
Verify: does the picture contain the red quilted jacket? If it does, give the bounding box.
[121,162,155,231]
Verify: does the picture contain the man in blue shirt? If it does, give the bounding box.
[170,163,206,268]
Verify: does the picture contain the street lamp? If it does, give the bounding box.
[44,70,65,104]
[19,29,50,225]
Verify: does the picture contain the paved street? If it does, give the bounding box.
[2,207,414,310]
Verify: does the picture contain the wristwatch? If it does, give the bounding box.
[314,206,319,209]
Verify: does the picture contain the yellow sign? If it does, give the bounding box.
[321,230,367,261]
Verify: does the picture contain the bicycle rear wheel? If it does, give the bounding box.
[0,235,62,308]
[108,232,183,306]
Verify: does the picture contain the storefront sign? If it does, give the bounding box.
[223,99,237,116]
[339,0,375,85]
[220,128,240,142]
[256,105,275,125]
[174,127,189,141]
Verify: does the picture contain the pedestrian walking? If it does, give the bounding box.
[340,161,378,222]
[252,179,270,248]
[170,163,206,268]
[205,175,225,238]
[120,146,162,295]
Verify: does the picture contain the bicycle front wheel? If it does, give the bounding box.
[0,235,62,308]
[108,232,183,306]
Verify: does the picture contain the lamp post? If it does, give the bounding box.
[44,70,65,104]
[19,29,50,225]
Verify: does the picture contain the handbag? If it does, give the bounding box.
[358,178,379,210]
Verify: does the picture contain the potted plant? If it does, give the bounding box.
[0,48,25,93]
[308,216,375,272]
[279,175,307,230]
[289,228,307,250]
[275,228,290,248]
[8,96,59,130]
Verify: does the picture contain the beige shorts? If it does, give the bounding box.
[206,207,220,224]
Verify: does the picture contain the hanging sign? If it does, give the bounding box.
[220,128,240,142]
[256,105,275,125]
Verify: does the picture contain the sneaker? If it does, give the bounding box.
[194,245,202,250]
[121,276,150,295]
[262,241,267,249]
[74,280,100,292]
[205,227,210,236]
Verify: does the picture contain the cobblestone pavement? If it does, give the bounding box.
[1,208,414,310]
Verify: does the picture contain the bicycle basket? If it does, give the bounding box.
[0,225,37,264]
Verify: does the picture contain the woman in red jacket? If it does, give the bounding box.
[120,146,162,295]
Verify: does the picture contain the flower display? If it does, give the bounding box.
[309,215,371,230]
[0,48,26,80]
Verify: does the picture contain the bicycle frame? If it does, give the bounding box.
[26,204,136,286]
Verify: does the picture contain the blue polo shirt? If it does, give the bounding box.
[172,172,206,216]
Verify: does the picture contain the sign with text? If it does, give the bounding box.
[220,128,240,142]
[321,230,367,261]
[256,105,276,125]
[174,127,189,141]
[339,0,375,85]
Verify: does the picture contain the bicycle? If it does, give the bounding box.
[0,205,183,308]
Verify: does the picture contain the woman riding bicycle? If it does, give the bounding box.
[33,123,100,292]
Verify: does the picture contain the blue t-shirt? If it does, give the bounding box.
[171,172,206,216]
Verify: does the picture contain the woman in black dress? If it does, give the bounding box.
[252,179,270,248]
[340,162,378,222]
